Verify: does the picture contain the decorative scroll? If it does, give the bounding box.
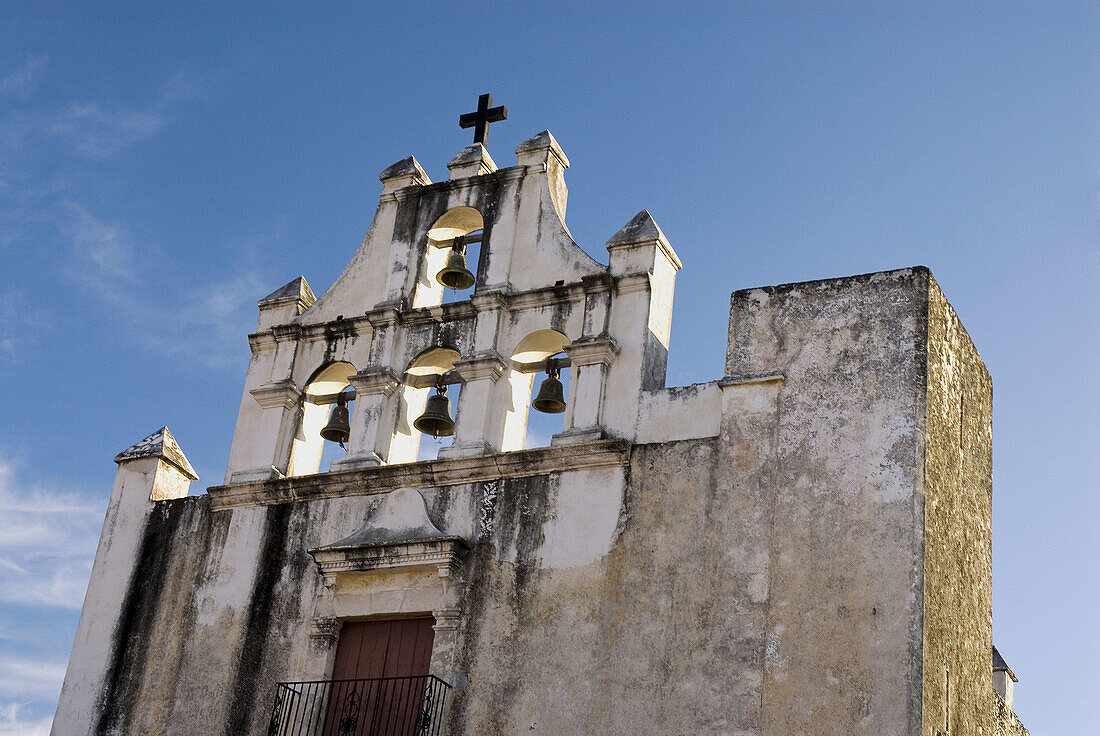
[416,681,436,734]
[338,689,361,735]
[477,480,499,541]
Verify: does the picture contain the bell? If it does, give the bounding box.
[413,386,455,437]
[319,395,351,446]
[532,371,566,414]
[436,247,476,290]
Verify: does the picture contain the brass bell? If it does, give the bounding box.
[436,245,476,290]
[320,393,352,446]
[532,369,566,414]
[413,385,455,437]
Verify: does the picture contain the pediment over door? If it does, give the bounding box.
[308,487,469,584]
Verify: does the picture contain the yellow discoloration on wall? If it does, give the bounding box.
[922,278,1027,736]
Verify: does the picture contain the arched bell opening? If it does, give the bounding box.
[505,329,570,451]
[416,206,484,308]
[392,346,461,463]
[288,361,356,476]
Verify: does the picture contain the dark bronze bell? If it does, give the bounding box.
[532,370,566,414]
[436,245,476,290]
[319,394,351,446]
[413,386,455,437]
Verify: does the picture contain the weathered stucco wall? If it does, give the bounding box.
[726,268,930,736]
[454,438,768,734]
[58,268,1027,736]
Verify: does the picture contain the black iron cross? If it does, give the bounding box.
[459,93,507,146]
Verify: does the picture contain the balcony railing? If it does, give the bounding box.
[267,675,451,736]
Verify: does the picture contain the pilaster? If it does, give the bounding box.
[331,367,403,470]
[378,157,430,304]
[601,210,682,438]
[438,352,508,458]
[232,380,300,482]
[554,337,620,445]
[365,306,402,367]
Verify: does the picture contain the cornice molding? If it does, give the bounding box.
[248,332,278,353]
[207,439,631,511]
[718,371,785,388]
[349,367,403,396]
[565,336,620,367]
[272,323,304,342]
[613,273,651,296]
[250,380,300,410]
[453,352,507,382]
[310,538,469,578]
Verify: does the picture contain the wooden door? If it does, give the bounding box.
[323,618,435,736]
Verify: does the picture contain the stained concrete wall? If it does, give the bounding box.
[56,268,1027,736]
[725,268,930,735]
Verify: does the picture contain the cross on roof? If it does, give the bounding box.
[459,93,507,146]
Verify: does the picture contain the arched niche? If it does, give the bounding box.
[504,329,570,451]
[392,347,461,463]
[287,361,356,477]
[416,207,484,308]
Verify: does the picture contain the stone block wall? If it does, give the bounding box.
[922,277,1018,736]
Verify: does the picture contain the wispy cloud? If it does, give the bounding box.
[50,201,267,369]
[0,66,210,366]
[43,102,163,159]
[0,700,53,736]
[0,290,51,362]
[0,62,265,375]
[0,454,104,611]
[0,659,63,736]
[2,99,162,161]
[60,202,138,284]
[140,271,269,369]
[0,62,263,372]
[1,68,197,161]
[0,453,103,734]
[0,56,47,100]
[0,659,67,699]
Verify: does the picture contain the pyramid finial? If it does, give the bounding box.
[606,210,667,248]
[259,276,315,309]
[114,426,198,481]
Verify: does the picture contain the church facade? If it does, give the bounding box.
[52,113,1030,736]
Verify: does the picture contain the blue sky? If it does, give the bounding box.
[0,2,1097,734]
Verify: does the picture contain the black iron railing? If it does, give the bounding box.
[267,675,451,736]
